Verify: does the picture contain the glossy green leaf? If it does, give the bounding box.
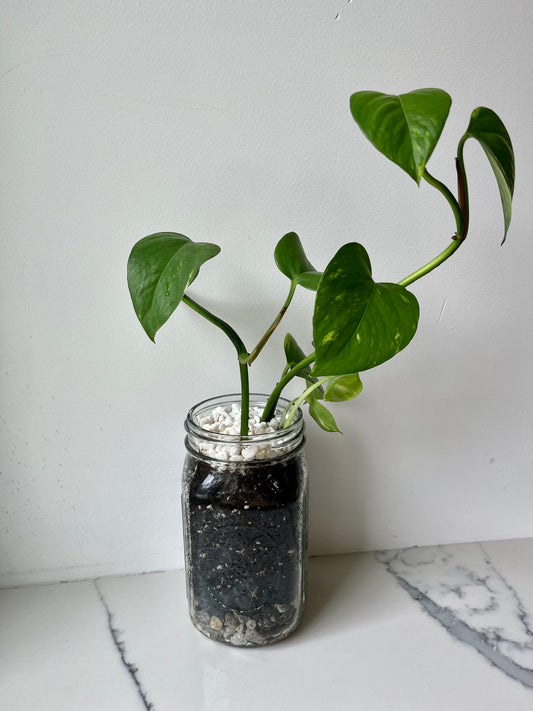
[324,373,363,402]
[295,271,322,290]
[308,397,341,433]
[463,107,515,243]
[284,333,324,396]
[284,333,309,370]
[281,351,343,431]
[127,232,220,341]
[312,243,420,376]
[350,89,452,184]
[275,232,322,290]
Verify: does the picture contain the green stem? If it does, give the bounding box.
[261,352,316,422]
[398,159,471,289]
[182,294,250,436]
[283,377,329,428]
[241,282,297,365]
[422,169,463,236]
[238,361,250,435]
[398,238,463,288]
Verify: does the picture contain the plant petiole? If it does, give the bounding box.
[241,282,297,365]
[261,352,316,422]
[283,377,329,428]
[422,169,463,237]
[182,294,250,436]
[397,237,464,288]
[398,155,471,289]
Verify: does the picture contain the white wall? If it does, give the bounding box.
[1,0,532,586]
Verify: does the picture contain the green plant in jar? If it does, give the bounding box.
[127,88,515,435]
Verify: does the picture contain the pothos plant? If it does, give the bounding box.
[127,88,515,437]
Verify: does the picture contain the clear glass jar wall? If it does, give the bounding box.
[182,394,308,647]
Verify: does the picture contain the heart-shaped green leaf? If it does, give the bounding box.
[324,374,363,402]
[463,107,515,243]
[275,232,322,290]
[308,397,341,433]
[312,243,420,376]
[127,232,220,341]
[350,89,452,184]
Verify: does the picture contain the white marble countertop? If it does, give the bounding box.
[1,538,532,710]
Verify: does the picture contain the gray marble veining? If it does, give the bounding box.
[377,542,533,688]
[94,580,155,710]
[3,542,533,711]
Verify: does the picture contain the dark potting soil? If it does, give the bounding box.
[183,452,307,646]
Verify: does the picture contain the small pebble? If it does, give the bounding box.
[210,616,223,631]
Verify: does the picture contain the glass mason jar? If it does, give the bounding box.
[182,394,308,647]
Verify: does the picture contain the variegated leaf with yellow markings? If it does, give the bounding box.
[312,243,419,376]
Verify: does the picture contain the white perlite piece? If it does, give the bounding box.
[195,404,285,461]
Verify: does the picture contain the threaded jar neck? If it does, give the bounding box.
[184,393,305,462]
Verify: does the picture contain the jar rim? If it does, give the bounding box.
[184,393,304,445]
